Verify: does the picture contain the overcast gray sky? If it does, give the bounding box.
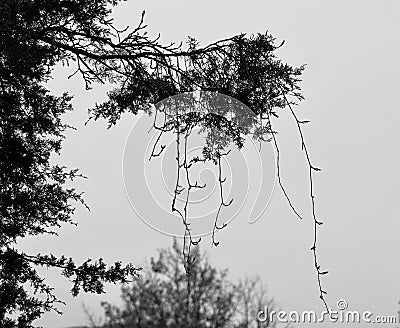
[20,1,400,327]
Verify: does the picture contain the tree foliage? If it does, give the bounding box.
[0,0,154,326]
[94,241,287,328]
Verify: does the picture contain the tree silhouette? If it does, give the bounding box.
[95,240,288,328]
[0,0,327,326]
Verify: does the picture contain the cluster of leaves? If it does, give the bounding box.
[90,32,305,125]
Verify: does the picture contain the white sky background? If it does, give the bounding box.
[19,1,400,327]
